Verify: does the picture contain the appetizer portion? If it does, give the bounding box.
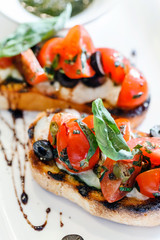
[0,25,149,127]
[28,99,160,227]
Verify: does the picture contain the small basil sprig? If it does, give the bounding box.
[0,4,72,57]
[92,98,133,160]
[75,120,98,167]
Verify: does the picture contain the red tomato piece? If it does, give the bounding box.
[100,156,141,203]
[98,48,130,84]
[82,115,94,130]
[127,137,160,168]
[57,119,99,172]
[37,38,63,68]
[115,118,131,142]
[48,112,78,146]
[117,67,148,109]
[14,49,48,85]
[0,57,13,68]
[61,25,95,79]
[136,169,160,198]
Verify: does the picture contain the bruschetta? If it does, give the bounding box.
[0,25,149,128]
[27,98,160,227]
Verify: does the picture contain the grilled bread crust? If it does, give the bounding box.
[0,82,149,128]
[28,111,160,227]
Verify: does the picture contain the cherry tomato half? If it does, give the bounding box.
[38,38,63,68]
[117,67,148,109]
[60,25,95,79]
[48,112,78,146]
[100,156,141,203]
[115,118,131,142]
[128,137,160,168]
[57,118,99,172]
[98,48,130,84]
[136,169,160,198]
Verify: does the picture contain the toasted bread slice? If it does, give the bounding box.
[28,110,160,227]
[0,81,149,128]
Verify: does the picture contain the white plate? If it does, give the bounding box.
[0,0,117,28]
[1,0,160,240]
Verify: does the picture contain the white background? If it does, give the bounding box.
[0,0,160,239]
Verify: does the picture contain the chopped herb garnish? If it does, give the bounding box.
[129,167,135,174]
[132,92,143,99]
[59,68,65,74]
[133,156,142,167]
[119,187,132,192]
[59,148,78,172]
[73,130,80,134]
[153,192,160,197]
[52,54,60,69]
[76,69,81,75]
[99,166,108,182]
[64,55,78,65]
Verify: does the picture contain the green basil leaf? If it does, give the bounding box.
[0,4,72,57]
[92,98,133,160]
[75,120,98,163]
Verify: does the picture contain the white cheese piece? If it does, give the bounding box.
[60,78,121,106]
[35,77,121,106]
[34,114,54,141]
[126,187,149,200]
[35,81,60,95]
[0,66,23,82]
[56,162,100,189]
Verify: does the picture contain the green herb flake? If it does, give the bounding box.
[153,192,160,197]
[99,166,108,182]
[119,125,126,136]
[132,92,143,99]
[73,130,80,134]
[133,156,142,167]
[129,167,135,174]
[59,68,65,74]
[119,187,132,192]
[65,55,78,65]
[52,54,60,69]
[60,148,78,172]
[0,4,72,57]
[76,69,81,75]
[92,98,133,160]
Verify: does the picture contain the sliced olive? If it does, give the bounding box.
[90,51,105,76]
[33,140,55,161]
[55,71,79,88]
[150,125,160,137]
[81,74,106,88]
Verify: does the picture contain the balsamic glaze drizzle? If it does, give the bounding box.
[0,110,50,231]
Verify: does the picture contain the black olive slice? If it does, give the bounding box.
[90,51,105,76]
[55,71,79,88]
[33,140,55,161]
[81,74,106,88]
[150,125,160,137]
